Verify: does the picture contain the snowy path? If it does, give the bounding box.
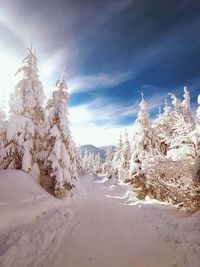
[54,175,179,267]
[0,172,200,267]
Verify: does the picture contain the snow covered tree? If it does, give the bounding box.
[68,139,78,181]
[43,70,77,196]
[167,114,197,161]
[2,48,45,172]
[113,134,122,169]
[103,147,113,178]
[94,153,102,173]
[82,149,89,173]
[166,89,196,161]
[129,93,161,176]
[88,152,95,172]
[75,145,84,175]
[182,87,194,124]
[170,93,183,116]
[153,99,175,155]
[118,130,131,182]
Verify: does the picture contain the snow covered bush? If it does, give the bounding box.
[143,156,200,209]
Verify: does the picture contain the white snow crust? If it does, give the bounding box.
[0,171,199,267]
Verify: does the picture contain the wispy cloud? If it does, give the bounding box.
[69,92,168,129]
[68,71,132,94]
[69,93,167,146]
[89,93,167,120]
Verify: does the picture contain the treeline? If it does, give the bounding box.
[102,90,200,209]
[0,48,80,196]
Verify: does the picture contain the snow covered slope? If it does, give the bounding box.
[0,170,85,267]
[0,170,49,204]
[0,171,199,267]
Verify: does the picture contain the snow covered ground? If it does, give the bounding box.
[0,171,200,267]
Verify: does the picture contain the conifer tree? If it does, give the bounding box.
[94,153,102,173]
[103,147,113,178]
[3,48,45,171]
[88,152,95,172]
[170,93,183,116]
[113,134,123,168]
[83,149,89,173]
[168,114,196,160]
[118,130,131,181]
[182,87,194,124]
[129,93,160,176]
[153,99,174,154]
[44,70,77,195]
[166,88,196,160]
[75,145,84,175]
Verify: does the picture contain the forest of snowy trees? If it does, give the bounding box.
[0,48,80,196]
[0,49,200,209]
[102,90,200,210]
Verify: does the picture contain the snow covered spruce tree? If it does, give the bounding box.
[129,93,161,177]
[118,130,131,182]
[42,70,77,196]
[170,93,183,116]
[75,145,84,175]
[88,152,95,173]
[167,88,196,161]
[82,149,89,173]
[1,48,45,172]
[182,87,195,124]
[94,153,102,173]
[153,99,174,155]
[168,114,196,161]
[103,146,113,178]
[112,134,122,169]
[125,94,163,199]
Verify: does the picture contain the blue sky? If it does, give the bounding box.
[0,0,200,145]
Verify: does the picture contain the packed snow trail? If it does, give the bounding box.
[0,171,199,267]
[54,175,180,267]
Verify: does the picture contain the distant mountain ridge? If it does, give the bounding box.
[99,146,115,153]
[80,144,115,161]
